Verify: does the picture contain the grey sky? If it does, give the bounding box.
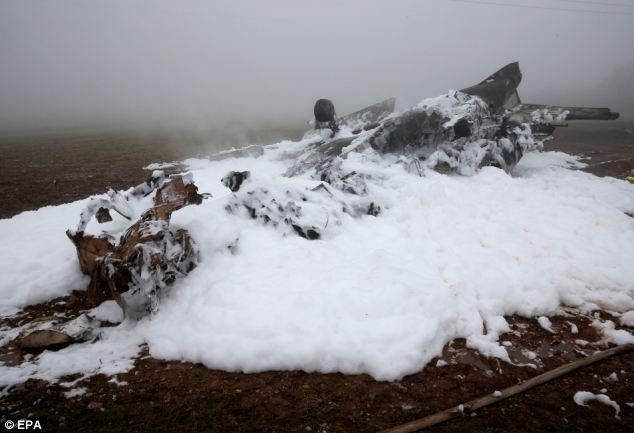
[1,0,633,133]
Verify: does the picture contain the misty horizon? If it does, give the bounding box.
[1,0,633,134]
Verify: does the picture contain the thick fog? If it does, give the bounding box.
[1,0,633,133]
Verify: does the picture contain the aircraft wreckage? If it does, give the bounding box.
[58,62,619,327]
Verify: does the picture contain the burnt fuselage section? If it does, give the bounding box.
[302,62,619,178]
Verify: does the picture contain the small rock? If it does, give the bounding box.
[87,402,103,410]
[17,314,92,349]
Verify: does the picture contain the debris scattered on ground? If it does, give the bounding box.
[66,172,206,319]
[591,319,634,345]
[17,314,92,350]
[573,390,621,418]
[86,401,103,410]
[143,162,178,171]
[63,387,87,399]
[209,144,265,161]
[538,316,555,333]
[221,170,250,192]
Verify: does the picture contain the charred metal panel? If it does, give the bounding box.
[339,97,396,128]
[461,62,522,114]
[516,104,620,121]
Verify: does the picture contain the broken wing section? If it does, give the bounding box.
[339,97,396,130]
[514,104,620,121]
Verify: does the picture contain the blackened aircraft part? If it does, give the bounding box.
[339,97,396,129]
[365,90,532,173]
[225,181,380,241]
[283,133,369,195]
[452,118,473,139]
[368,109,450,155]
[462,62,619,121]
[225,187,325,240]
[314,98,339,134]
[312,97,397,135]
[314,99,336,123]
[513,104,620,121]
[210,62,620,243]
[294,62,619,181]
[222,171,251,192]
[461,62,523,114]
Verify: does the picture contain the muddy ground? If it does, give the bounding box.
[0,126,305,220]
[0,120,633,432]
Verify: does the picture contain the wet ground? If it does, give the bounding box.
[0,126,305,220]
[0,120,633,432]
[548,119,634,179]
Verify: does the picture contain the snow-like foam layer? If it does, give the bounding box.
[1,140,633,383]
[574,391,621,417]
[0,324,143,390]
[0,200,90,315]
[139,146,634,381]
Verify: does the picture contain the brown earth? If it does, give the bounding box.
[0,126,304,220]
[546,119,634,179]
[0,120,633,432]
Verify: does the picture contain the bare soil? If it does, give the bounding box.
[0,126,304,220]
[0,120,633,432]
[547,119,634,179]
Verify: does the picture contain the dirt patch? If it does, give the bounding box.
[0,132,187,219]
[0,126,304,220]
[545,119,634,178]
